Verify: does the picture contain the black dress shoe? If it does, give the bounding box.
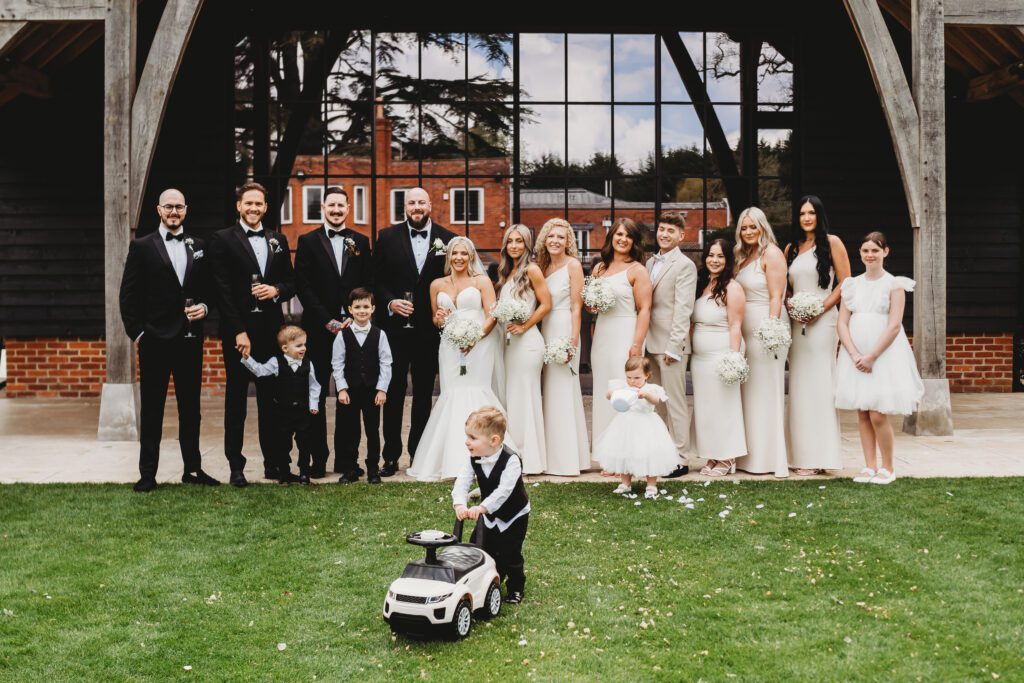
[379,462,398,477]
[263,468,279,480]
[355,466,366,477]
[309,467,327,479]
[277,470,302,484]
[182,470,220,486]
[665,465,689,479]
[367,472,382,484]
[339,470,360,483]
[133,478,157,493]
[503,591,524,604]
[229,471,248,487]
[298,473,311,485]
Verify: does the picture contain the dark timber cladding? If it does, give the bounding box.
[0,1,1021,341]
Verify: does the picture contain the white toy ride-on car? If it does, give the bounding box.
[383,518,502,640]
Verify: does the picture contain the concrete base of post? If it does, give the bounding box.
[97,382,141,441]
[902,378,954,436]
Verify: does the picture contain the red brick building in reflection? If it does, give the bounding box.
[281,105,729,257]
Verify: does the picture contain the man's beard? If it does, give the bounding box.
[407,213,429,230]
[325,213,346,228]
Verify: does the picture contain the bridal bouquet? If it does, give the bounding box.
[542,337,577,375]
[582,276,616,313]
[787,291,825,335]
[715,351,750,385]
[490,298,532,345]
[754,316,792,359]
[441,316,483,376]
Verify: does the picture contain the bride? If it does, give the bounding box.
[408,237,511,481]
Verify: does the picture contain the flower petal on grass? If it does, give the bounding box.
[755,504,765,509]
[277,643,287,651]
[788,512,797,518]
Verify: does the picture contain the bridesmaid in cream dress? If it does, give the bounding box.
[784,196,850,475]
[536,218,590,475]
[588,218,652,446]
[734,207,789,478]
[691,239,747,475]
[496,224,552,474]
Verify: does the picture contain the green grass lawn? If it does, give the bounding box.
[1,479,1022,681]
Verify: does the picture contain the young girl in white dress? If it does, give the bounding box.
[835,231,924,485]
[593,356,679,499]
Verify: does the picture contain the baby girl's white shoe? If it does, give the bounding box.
[870,468,896,485]
[853,467,876,483]
[612,483,632,495]
[643,486,658,499]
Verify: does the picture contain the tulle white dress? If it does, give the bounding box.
[408,287,513,481]
[540,265,591,475]
[835,273,924,415]
[592,382,678,477]
[500,281,547,474]
[590,269,638,445]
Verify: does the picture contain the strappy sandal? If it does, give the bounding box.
[791,468,820,476]
[700,460,718,476]
[708,459,736,477]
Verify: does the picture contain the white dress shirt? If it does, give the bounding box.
[452,447,531,532]
[240,354,321,411]
[408,218,432,273]
[324,223,347,274]
[242,222,268,275]
[159,225,187,285]
[331,323,393,392]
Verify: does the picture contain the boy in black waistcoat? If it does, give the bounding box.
[240,325,321,484]
[452,407,529,604]
[331,288,393,484]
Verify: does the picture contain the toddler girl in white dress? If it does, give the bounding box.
[593,356,679,499]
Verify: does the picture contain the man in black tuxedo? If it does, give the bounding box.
[209,181,298,486]
[373,187,456,476]
[119,188,219,493]
[294,186,371,477]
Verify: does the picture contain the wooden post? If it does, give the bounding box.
[904,0,954,435]
[97,0,140,440]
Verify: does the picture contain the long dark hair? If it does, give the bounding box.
[598,218,646,270]
[786,195,834,290]
[696,238,735,305]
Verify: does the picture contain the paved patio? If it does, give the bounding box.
[0,393,1021,484]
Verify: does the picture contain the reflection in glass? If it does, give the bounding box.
[421,33,466,83]
[326,30,372,102]
[520,104,565,167]
[614,34,655,102]
[758,42,793,106]
[385,103,419,162]
[376,33,419,100]
[757,179,793,238]
[234,38,255,100]
[757,129,792,180]
[420,103,466,160]
[660,32,703,102]
[614,105,655,174]
[466,103,512,159]
[325,102,371,165]
[269,102,326,171]
[706,33,740,103]
[660,104,704,175]
[707,104,741,175]
[467,34,514,101]
[520,33,564,101]
[234,103,255,179]
[567,105,611,168]
[568,34,610,102]
[269,32,324,101]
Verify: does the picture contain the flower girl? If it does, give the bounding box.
[593,357,679,499]
[835,232,924,485]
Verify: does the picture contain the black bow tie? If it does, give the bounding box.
[410,229,428,239]
[328,229,346,239]
[165,232,184,242]
[246,229,265,239]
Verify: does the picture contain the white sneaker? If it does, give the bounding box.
[612,484,632,495]
[870,468,896,485]
[853,468,876,483]
[644,486,658,499]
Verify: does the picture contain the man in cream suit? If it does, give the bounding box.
[645,212,698,477]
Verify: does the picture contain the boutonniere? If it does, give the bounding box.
[344,237,360,257]
[268,237,283,254]
[192,249,204,260]
[184,237,195,250]
[432,238,446,256]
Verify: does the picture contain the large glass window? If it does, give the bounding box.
[233,31,796,259]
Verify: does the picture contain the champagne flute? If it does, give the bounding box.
[403,291,415,329]
[250,273,262,313]
[183,298,196,338]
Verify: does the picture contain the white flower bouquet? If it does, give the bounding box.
[787,291,825,335]
[582,276,616,313]
[490,298,532,345]
[542,337,577,375]
[754,316,792,359]
[715,351,750,385]
[441,315,483,376]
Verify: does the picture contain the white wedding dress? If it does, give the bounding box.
[408,286,513,481]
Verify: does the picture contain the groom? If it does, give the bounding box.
[373,187,456,476]
[645,211,697,477]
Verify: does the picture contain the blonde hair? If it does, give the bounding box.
[535,218,579,272]
[277,324,306,347]
[734,206,779,265]
[624,356,652,376]
[465,406,507,438]
[496,224,535,301]
[444,236,485,277]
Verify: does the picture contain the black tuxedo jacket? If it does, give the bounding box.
[294,226,372,333]
[119,230,209,340]
[208,223,296,341]
[372,221,457,331]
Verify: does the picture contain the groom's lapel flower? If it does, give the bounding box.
[432,238,446,256]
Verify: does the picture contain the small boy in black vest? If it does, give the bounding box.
[452,406,529,604]
[240,324,321,484]
[331,287,393,484]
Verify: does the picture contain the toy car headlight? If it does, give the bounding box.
[387,590,396,600]
[424,593,452,604]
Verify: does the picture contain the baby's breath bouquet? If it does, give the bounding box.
[754,316,792,359]
[715,351,750,385]
[582,276,616,313]
[441,316,483,376]
[490,298,532,345]
[542,337,577,376]
[787,292,826,335]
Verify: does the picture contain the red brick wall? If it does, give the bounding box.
[4,338,227,398]
[5,333,1016,397]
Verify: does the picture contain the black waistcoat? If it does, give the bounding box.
[273,353,311,409]
[341,325,381,389]
[471,447,529,523]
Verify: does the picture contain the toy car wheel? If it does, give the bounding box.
[448,598,473,640]
[476,583,502,620]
